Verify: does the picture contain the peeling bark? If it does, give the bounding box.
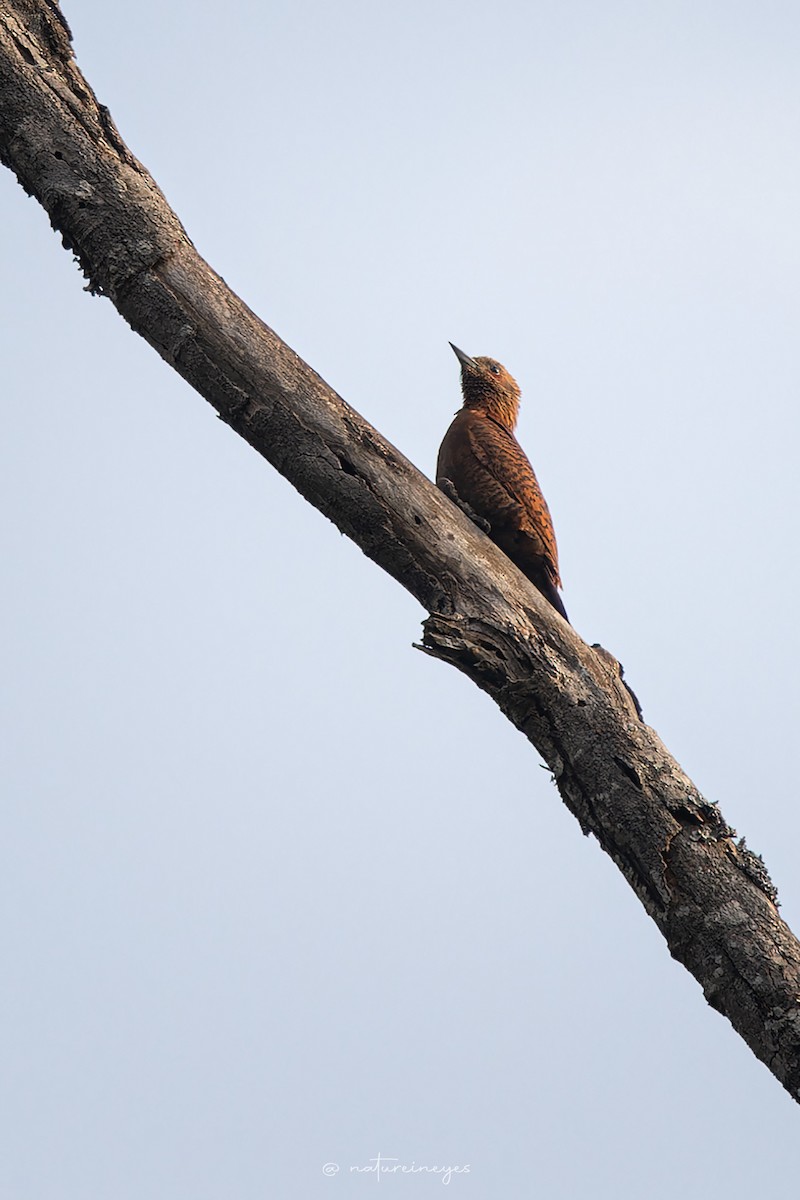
[2,0,799,1101]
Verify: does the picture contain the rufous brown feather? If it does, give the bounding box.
[437,343,568,622]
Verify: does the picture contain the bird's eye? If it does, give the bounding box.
[489,364,500,375]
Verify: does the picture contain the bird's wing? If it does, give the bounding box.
[464,415,562,587]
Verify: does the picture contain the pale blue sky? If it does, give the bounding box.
[2,1,800,1196]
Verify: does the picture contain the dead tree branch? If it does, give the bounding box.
[2,0,799,1101]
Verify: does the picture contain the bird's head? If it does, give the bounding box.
[449,343,521,430]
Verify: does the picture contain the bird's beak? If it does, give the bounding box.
[449,342,478,371]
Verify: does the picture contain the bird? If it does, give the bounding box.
[437,343,569,623]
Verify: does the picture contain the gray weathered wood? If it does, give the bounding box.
[2,0,799,1101]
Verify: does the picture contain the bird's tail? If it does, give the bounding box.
[538,576,570,624]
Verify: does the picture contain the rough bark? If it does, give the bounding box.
[2,0,799,1101]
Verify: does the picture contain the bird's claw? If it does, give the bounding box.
[438,478,492,534]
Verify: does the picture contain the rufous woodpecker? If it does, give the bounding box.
[437,343,568,622]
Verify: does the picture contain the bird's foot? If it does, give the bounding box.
[438,478,492,534]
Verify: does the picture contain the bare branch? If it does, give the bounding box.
[2,0,799,1100]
